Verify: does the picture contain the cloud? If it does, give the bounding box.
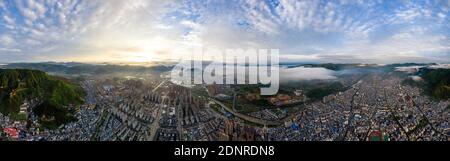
[395,8,421,22]
[0,0,449,63]
[0,0,177,62]
[15,0,39,22]
[280,67,337,82]
[171,0,449,63]
[2,15,14,25]
[170,63,337,86]
[409,76,423,82]
[0,35,14,46]
[395,66,425,74]
[438,12,446,19]
[0,48,21,52]
[429,64,450,69]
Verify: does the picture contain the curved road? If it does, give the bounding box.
[211,99,282,126]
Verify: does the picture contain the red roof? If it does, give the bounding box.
[369,131,381,136]
[3,128,19,139]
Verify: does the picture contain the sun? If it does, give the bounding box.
[121,37,174,63]
[125,52,154,63]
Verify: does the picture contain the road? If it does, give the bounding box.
[152,80,166,92]
[148,81,167,140]
[148,104,162,140]
[211,99,282,126]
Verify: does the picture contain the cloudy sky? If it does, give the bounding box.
[0,0,449,63]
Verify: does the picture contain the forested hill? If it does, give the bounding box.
[419,68,450,100]
[0,69,85,127]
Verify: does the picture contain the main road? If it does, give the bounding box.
[148,80,168,140]
[211,99,282,126]
[152,80,167,92]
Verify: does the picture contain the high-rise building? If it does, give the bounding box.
[232,92,237,111]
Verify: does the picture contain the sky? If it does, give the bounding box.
[0,0,449,64]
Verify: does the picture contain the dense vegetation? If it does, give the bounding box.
[0,69,85,127]
[419,69,450,100]
[403,68,450,100]
[305,82,346,101]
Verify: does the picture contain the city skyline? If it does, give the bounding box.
[0,0,449,63]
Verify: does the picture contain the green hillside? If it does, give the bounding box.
[421,69,450,100]
[405,68,450,100]
[0,69,85,128]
